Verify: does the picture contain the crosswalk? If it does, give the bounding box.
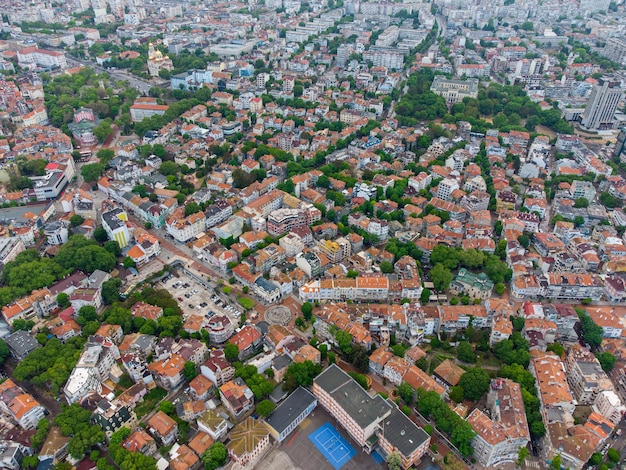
[525,459,542,469]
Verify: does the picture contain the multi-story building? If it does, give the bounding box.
[593,390,626,425]
[580,77,622,130]
[219,378,254,420]
[226,417,271,469]
[102,208,130,248]
[64,338,116,404]
[148,353,186,391]
[313,364,429,469]
[299,276,390,303]
[467,379,530,467]
[430,76,479,104]
[266,387,317,442]
[316,237,351,263]
[197,409,229,441]
[530,350,574,415]
[147,411,178,446]
[201,351,235,387]
[17,46,67,69]
[166,207,206,243]
[436,178,460,201]
[0,379,46,430]
[205,315,233,344]
[266,208,307,236]
[565,345,614,405]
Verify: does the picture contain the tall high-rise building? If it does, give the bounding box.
[614,127,626,160]
[580,77,622,131]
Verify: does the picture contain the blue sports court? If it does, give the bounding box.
[308,422,357,470]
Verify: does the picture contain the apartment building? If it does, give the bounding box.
[219,378,254,420]
[267,208,308,236]
[147,411,178,446]
[201,351,235,387]
[467,379,530,467]
[148,353,186,391]
[0,379,46,430]
[166,207,206,243]
[565,345,614,405]
[102,208,130,248]
[299,276,390,303]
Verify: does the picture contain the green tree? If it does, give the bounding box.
[70,214,84,227]
[578,311,604,349]
[430,263,453,291]
[93,226,108,243]
[256,399,276,417]
[81,163,104,182]
[123,256,136,269]
[183,361,198,381]
[606,452,621,468]
[201,442,227,470]
[104,240,121,257]
[224,343,239,362]
[102,278,122,305]
[517,234,530,248]
[596,352,617,372]
[56,292,70,309]
[574,197,589,208]
[550,454,562,470]
[159,161,179,176]
[420,288,431,303]
[495,283,506,295]
[284,361,323,392]
[379,261,394,273]
[12,319,35,331]
[301,302,313,321]
[458,367,490,401]
[457,341,476,363]
[396,382,415,405]
[387,453,402,470]
[184,202,202,216]
[449,386,464,403]
[546,343,565,357]
[518,447,530,466]
[0,339,10,366]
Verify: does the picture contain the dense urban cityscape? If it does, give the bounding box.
[0,0,625,469]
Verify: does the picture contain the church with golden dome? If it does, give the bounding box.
[147,43,174,78]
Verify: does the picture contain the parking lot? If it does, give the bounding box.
[156,272,243,326]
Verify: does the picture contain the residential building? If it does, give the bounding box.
[147,411,178,446]
[148,353,186,391]
[0,379,46,430]
[197,409,229,441]
[466,379,530,467]
[565,345,614,405]
[166,207,206,243]
[219,378,254,420]
[122,429,157,456]
[201,351,235,387]
[581,77,622,131]
[101,208,130,248]
[4,331,41,360]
